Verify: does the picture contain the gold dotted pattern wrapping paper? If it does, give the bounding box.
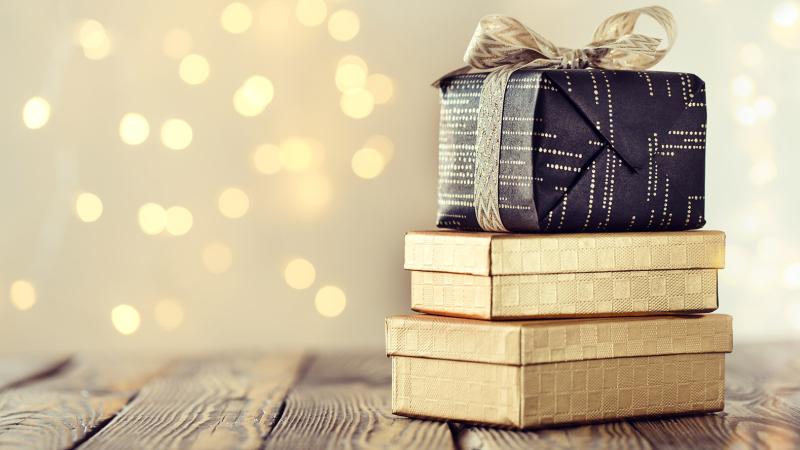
[392,353,725,429]
[404,230,725,276]
[385,314,732,366]
[410,269,718,319]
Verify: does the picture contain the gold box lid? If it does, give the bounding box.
[404,230,726,276]
[385,314,732,366]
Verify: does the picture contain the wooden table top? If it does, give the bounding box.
[0,342,798,450]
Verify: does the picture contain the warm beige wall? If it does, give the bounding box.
[1,0,798,351]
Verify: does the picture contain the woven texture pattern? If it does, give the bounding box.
[410,269,717,319]
[391,353,724,429]
[386,314,732,366]
[392,356,520,427]
[405,230,725,276]
[411,271,492,319]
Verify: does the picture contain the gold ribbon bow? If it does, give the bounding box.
[440,6,677,232]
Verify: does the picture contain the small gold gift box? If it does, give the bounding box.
[405,230,725,319]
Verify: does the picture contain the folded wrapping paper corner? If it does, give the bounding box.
[435,6,708,233]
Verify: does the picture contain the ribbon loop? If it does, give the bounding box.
[459,5,676,74]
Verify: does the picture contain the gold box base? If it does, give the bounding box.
[391,353,725,429]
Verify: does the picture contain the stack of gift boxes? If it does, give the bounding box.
[385,10,733,429]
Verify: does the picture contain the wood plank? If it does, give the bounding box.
[0,355,163,450]
[263,353,455,450]
[78,353,305,450]
[0,356,71,391]
[630,342,800,450]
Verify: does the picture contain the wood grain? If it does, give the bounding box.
[0,355,163,450]
[78,353,305,450]
[0,355,70,391]
[262,353,455,450]
[630,342,800,450]
[455,421,653,450]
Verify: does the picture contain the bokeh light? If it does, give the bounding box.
[335,60,368,92]
[754,96,776,118]
[288,174,332,214]
[221,2,253,34]
[202,242,233,274]
[296,0,327,26]
[111,304,141,335]
[218,187,250,219]
[340,88,374,119]
[138,202,167,235]
[351,147,386,179]
[284,258,316,289]
[22,96,51,129]
[78,19,111,60]
[772,2,799,27]
[327,10,360,42]
[119,113,150,145]
[785,263,800,289]
[154,298,184,330]
[162,29,193,59]
[179,54,210,85]
[160,118,193,150]
[75,192,104,223]
[165,206,193,236]
[279,137,316,172]
[736,106,757,126]
[253,144,282,174]
[233,76,274,117]
[364,134,394,162]
[730,75,754,97]
[366,73,394,104]
[9,280,36,311]
[314,285,346,317]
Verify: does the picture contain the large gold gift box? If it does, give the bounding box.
[405,230,726,319]
[386,313,732,429]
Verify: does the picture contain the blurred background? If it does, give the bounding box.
[1,0,798,352]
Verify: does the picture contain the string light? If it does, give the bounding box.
[233,76,274,117]
[119,113,150,145]
[218,187,250,219]
[160,118,193,150]
[351,147,386,179]
[111,304,141,335]
[138,202,167,235]
[366,73,394,104]
[78,19,111,60]
[163,29,193,59]
[221,2,253,34]
[284,258,316,289]
[179,54,210,85]
[9,280,36,311]
[154,297,184,330]
[165,206,193,236]
[340,88,374,119]
[296,0,327,27]
[327,10,360,41]
[314,285,346,317]
[253,144,282,174]
[22,96,51,129]
[75,192,104,223]
[202,242,233,274]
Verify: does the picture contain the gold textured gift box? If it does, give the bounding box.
[386,314,733,429]
[405,230,725,319]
